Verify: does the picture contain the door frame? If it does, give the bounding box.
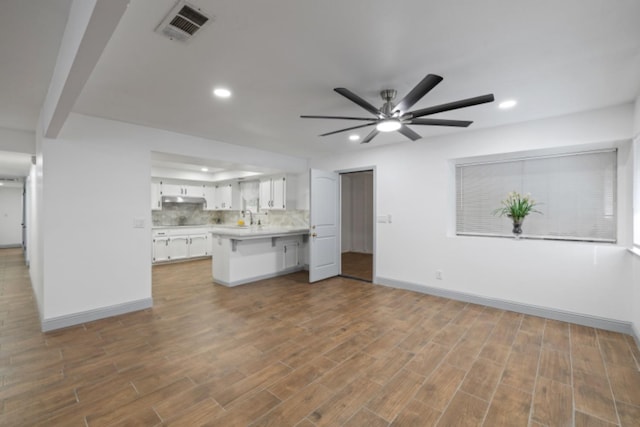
[337,166,376,283]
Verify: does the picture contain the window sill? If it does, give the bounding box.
[627,247,640,258]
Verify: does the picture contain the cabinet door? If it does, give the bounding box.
[259,179,272,210]
[184,185,204,197]
[203,185,216,210]
[189,234,209,257]
[152,236,170,262]
[162,183,182,196]
[216,185,232,209]
[151,182,162,210]
[271,177,286,210]
[168,236,189,260]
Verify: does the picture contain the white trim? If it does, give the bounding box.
[41,298,153,332]
[336,165,377,283]
[376,277,634,335]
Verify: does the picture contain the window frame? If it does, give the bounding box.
[455,148,618,243]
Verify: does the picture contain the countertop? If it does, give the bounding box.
[153,224,308,239]
[209,225,308,239]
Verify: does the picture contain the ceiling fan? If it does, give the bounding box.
[301,74,495,143]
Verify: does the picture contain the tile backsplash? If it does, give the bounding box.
[152,203,308,227]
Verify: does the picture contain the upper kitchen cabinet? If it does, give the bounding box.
[259,175,295,210]
[162,183,204,197]
[203,185,216,211]
[215,182,240,210]
[151,181,162,210]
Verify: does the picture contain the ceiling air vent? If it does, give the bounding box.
[155,1,212,42]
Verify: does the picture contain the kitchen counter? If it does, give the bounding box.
[209,225,307,239]
[152,225,212,229]
[209,226,308,287]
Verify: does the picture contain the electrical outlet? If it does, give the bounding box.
[435,270,443,280]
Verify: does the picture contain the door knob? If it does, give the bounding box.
[311,233,317,238]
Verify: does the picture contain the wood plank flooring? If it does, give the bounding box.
[341,252,373,282]
[1,247,640,426]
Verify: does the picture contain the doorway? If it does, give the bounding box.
[340,170,374,282]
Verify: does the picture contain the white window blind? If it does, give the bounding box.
[456,149,617,242]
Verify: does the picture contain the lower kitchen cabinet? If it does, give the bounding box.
[152,229,212,263]
[168,235,190,261]
[188,234,209,258]
[152,236,170,262]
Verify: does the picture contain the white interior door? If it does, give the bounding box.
[309,169,340,283]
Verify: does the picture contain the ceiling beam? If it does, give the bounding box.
[40,0,129,139]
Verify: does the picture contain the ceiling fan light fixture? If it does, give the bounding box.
[376,119,402,132]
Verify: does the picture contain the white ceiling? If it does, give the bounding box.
[0,0,72,132]
[1,0,640,162]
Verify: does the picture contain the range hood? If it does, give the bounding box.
[162,195,206,204]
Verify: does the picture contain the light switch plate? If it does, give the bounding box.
[377,215,388,223]
[133,218,145,228]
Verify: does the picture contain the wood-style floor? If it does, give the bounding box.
[1,248,640,426]
[341,252,373,282]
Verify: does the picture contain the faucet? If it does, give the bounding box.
[243,209,254,225]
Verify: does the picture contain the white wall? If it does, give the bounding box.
[0,186,23,246]
[38,113,307,323]
[29,125,45,318]
[632,93,640,340]
[312,104,635,322]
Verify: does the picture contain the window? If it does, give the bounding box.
[456,149,617,242]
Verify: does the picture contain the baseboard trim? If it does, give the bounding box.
[214,266,304,287]
[41,298,153,332]
[0,244,21,249]
[376,277,634,336]
[632,323,640,352]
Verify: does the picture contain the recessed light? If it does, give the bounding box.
[349,134,360,141]
[0,182,4,186]
[498,99,517,109]
[201,167,209,172]
[213,88,231,98]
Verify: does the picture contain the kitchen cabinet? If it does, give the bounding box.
[215,182,240,210]
[203,185,216,211]
[162,183,204,197]
[259,176,288,210]
[168,235,190,260]
[152,228,211,263]
[151,182,162,210]
[152,235,170,262]
[189,234,209,257]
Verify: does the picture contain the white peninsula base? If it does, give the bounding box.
[210,227,307,286]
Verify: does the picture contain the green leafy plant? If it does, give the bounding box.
[493,191,542,221]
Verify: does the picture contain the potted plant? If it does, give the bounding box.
[493,191,541,238]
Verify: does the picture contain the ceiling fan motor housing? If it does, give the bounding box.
[380,89,397,116]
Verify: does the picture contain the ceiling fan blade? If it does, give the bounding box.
[398,125,422,141]
[405,94,495,119]
[408,118,473,127]
[300,115,378,121]
[319,122,377,137]
[334,88,381,117]
[393,74,443,114]
[361,128,379,143]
